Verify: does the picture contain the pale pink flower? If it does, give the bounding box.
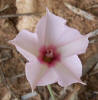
[9,9,89,90]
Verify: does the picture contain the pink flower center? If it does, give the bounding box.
[38,46,60,67]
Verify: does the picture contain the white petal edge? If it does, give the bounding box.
[9,30,39,61]
[54,55,84,87]
[36,9,66,46]
[25,57,48,90]
[58,36,89,58]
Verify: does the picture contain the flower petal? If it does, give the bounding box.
[25,57,48,90]
[38,68,58,86]
[54,55,83,87]
[62,55,82,78]
[36,9,66,46]
[56,26,83,47]
[58,36,89,58]
[9,30,39,61]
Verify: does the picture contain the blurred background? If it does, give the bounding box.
[0,0,98,100]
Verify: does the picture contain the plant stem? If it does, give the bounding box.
[47,85,55,100]
[0,12,41,18]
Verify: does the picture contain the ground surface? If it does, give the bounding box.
[0,0,98,100]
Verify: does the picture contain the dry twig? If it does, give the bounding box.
[10,73,25,80]
[89,63,98,76]
[0,5,9,12]
[90,39,98,44]
[83,54,98,76]
[87,29,98,43]
[21,92,37,100]
[64,2,95,20]
[0,12,41,18]
[86,4,98,9]
[87,29,98,38]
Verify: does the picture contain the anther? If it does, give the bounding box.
[46,49,53,58]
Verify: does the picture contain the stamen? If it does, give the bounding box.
[38,45,60,67]
[46,49,53,58]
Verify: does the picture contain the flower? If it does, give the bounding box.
[9,9,89,91]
